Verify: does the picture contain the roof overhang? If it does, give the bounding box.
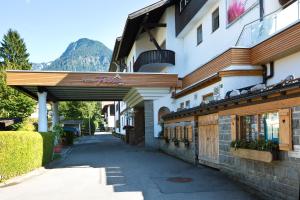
[115,0,175,60]
[6,71,179,102]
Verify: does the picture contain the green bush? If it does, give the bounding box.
[0,131,55,182]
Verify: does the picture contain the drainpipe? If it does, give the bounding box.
[259,0,264,21]
[262,61,274,84]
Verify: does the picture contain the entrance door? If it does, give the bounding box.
[198,114,219,164]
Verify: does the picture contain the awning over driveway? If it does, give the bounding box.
[6,71,179,101]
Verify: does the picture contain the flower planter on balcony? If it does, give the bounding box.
[230,148,275,163]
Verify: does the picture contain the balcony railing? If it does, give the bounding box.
[236,0,300,47]
[133,50,175,72]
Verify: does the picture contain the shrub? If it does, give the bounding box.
[0,131,55,182]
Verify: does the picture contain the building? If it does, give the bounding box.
[101,101,116,131]
[5,0,300,199]
[109,0,300,199]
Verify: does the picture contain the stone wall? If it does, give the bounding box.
[144,100,159,149]
[219,108,300,200]
[159,121,197,164]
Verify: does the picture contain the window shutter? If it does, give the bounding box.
[279,109,292,151]
[231,115,237,141]
[164,128,168,138]
[187,126,193,142]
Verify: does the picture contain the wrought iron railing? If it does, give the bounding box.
[133,50,175,72]
[236,0,300,47]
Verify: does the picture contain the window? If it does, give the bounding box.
[180,102,184,110]
[185,100,190,109]
[203,93,214,104]
[197,24,203,45]
[184,126,193,142]
[239,112,279,142]
[212,8,220,32]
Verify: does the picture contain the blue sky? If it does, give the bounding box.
[0,0,158,63]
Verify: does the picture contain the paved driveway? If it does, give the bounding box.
[0,133,259,200]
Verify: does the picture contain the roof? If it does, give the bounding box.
[109,37,122,72]
[6,71,179,101]
[114,0,175,61]
[163,78,300,120]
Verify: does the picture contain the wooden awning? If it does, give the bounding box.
[6,71,179,101]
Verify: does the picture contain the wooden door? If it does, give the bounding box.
[198,114,219,164]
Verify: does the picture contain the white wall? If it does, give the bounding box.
[268,51,300,85]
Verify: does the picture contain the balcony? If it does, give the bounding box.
[133,50,175,72]
[236,0,300,47]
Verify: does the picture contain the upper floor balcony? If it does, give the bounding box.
[236,0,300,47]
[133,50,175,72]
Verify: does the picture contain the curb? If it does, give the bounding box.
[0,146,73,188]
[0,167,47,188]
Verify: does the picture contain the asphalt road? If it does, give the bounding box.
[0,133,259,200]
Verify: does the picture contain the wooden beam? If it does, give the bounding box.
[6,71,179,88]
[144,26,161,50]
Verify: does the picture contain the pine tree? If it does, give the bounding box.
[0,29,35,129]
[0,29,31,70]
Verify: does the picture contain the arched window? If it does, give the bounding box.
[158,107,171,124]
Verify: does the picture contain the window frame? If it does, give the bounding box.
[237,111,280,142]
[212,7,220,33]
[197,24,203,45]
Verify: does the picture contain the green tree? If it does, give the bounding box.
[59,101,103,135]
[0,29,35,129]
[0,29,31,70]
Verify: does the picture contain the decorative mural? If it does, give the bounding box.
[227,0,258,24]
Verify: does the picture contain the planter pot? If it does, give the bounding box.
[230,148,275,163]
[173,140,179,147]
[54,144,62,153]
[184,142,190,148]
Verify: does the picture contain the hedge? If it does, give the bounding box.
[0,131,55,182]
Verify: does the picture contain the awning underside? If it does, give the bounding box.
[17,86,131,101]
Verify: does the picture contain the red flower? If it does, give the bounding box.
[228,0,246,23]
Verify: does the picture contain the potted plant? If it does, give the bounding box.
[53,124,64,153]
[164,136,170,144]
[230,139,279,163]
[182,138,190,148]
[172,138,179,147]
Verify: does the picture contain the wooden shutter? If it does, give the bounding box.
[164,128,168,138]
[187,126,193,142]
[231,115,237,141]
[279,109,292,151]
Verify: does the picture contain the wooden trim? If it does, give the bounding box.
[218,70,263,77]
[251,21,300,64]
[219,96,300,116]
[165,116,196,124]
[180,22,300,90]
[174,75,220,99]
[6,71,179,88]
[202,92,214,100]
[230,148,273,163]
[182,48,251,89]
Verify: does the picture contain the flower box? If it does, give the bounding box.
[230,148,274,163]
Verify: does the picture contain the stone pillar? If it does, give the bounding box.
[51,102,59,130]
[38,92,48,132]
[144,100,158,149]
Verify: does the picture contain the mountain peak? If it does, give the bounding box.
[33,38,112,72]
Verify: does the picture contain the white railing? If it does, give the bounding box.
[236,0,300,47]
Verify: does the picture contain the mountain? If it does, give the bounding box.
[32,38,112,72]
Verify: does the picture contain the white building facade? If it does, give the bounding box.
[110,0,300,199]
